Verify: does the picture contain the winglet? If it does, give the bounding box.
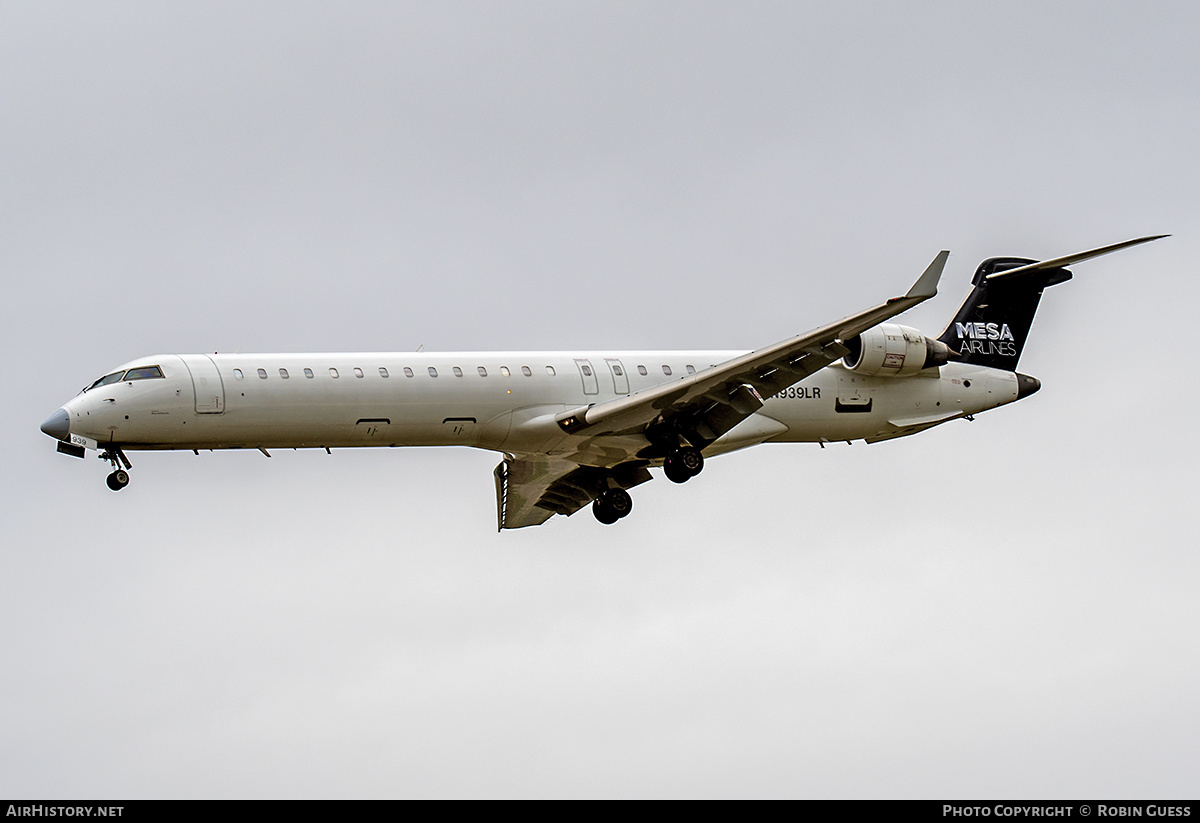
[985,235,1168,281]
[904,250,949,300]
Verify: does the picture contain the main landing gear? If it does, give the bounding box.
[587,446,704,525]
[100,449,132,492]
[592,488,633,525]
[663,446,704,484]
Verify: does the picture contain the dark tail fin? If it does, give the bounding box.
[936,257,1071,371]
[937,236,1166,371]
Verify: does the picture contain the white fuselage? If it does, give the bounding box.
[58,351,1019,462]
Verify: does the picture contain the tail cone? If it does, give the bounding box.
[1015,373,1041,400]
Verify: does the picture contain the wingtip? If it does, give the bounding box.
[904,249,949,300]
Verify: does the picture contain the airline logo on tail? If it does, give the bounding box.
[955,322,1017,357]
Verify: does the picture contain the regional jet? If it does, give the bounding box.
[40,236,1164,529]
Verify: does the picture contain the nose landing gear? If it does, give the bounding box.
[100,449,132,492]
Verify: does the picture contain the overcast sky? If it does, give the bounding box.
[3,1,1198,798]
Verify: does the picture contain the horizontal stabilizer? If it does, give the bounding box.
[985,235,1167,281]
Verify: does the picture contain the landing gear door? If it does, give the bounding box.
[180,354,225,414]
[575,359,599,395]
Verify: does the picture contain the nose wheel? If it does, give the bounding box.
[99,449,132,492]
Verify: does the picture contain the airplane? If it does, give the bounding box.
[39,236,1164,529]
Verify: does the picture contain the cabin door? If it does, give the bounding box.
[180,355,225,414]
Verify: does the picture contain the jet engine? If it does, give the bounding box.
[842,323,953,377]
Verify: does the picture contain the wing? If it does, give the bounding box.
[494,454,652,530]
[555,250,949,449]
[497,250,948,529]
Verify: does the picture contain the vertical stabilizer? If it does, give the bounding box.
[938,236,1165,371]
[937,258,1071,371]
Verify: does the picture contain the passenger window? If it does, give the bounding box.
[581,365,592,377]
[453,366,463,377]
[279,368,289,379]
[662,365,672,376]
[612,365,623,376]
[403,367,414,378]
[233,369,244,380]
[545,366,555,376]
[379,368,389,378]
[354,367,364,378]
[637,365,647,376]
[686,365,696,374]
[500,366,511,377]
[477,366,488,377]
[428,367,438,377]
[304,368,314,379]
[124,366,164,381]
[521,366,532,377]
[329,368,339,378]
[257,368,268,379]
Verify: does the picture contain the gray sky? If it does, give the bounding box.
[3,1,1198,798]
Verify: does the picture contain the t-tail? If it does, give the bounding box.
[938,235,1167,371]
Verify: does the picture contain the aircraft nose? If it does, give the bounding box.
[1015,373,1041,400]
[40,408,70,441]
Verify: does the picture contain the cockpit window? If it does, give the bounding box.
[124,366,164,381]
[87,371,127,391]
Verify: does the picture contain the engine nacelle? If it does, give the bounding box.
[842,323,953,377]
